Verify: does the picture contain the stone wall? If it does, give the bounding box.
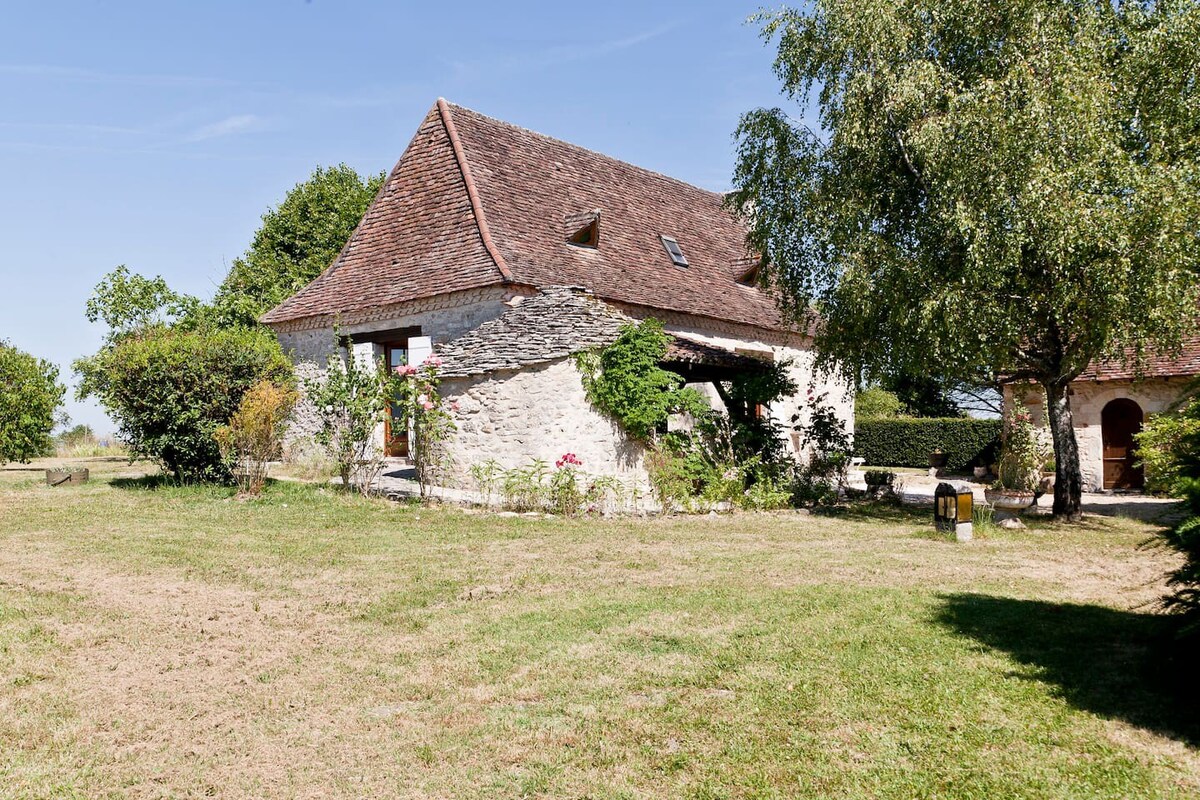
[273,287,525,455]
[271,287,857,479]
[1005,378,1190,491]
[441,357,648,489]
[275,286,521,364]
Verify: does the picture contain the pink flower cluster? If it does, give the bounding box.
[423,354,444,368]
[394,364,418,377]
[556,452,582,469]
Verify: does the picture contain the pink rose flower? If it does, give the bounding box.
[421,400,435,410]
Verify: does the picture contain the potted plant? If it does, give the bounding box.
[984,408,1047,512]
[929,448,947,473]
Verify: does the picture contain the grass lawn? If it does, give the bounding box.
[1,458,1198,798]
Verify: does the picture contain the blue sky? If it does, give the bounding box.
[0,1,795,433]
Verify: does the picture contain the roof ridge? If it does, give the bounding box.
[259,112,433,324]
[443,100,731,201]
[437,98,515,285]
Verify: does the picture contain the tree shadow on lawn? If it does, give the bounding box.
[936,593,1200,745]
[817,498,931,525]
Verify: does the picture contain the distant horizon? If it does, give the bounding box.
[2,1,793,435]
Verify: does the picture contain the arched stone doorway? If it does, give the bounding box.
[1101,398,1144,490]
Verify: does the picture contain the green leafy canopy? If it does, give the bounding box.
[730,0,1200,517]
[211,164,385,327]
[0,340,65,464]
[75,327,292,482]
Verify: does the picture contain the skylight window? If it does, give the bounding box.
[660,235,688,268]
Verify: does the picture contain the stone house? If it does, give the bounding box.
[262,99,854,487]
[1003,337,1200,491]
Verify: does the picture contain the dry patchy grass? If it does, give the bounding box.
[0,458,1197,798]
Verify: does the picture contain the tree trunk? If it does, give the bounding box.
[1044,380,1083,521]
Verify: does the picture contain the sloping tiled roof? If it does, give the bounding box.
[262,100,786,331]
[436,287,774,379]
[1076,335,1200,382]
[436,287,630,378]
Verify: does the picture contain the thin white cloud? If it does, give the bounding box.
[184,114,266,143]
[447,22,680,79]
[0,63,245,89]
[0,121,144,135]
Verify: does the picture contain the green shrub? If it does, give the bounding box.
[855,386,905,420]
[501,460,550,512]
[75,326,292,482]
[1138,386,1200,642]
[854,417,1001,472]
[0,340,65,464]
[1138,396,1200,494]
[863,469,895,488]
[303,338,400,494]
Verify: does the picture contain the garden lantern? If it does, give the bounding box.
[935,482,974,542]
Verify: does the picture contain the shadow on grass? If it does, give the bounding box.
[816,498,931,525]
[109,475,184,491]
[936,593,1200,744]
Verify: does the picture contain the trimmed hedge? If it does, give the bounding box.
[854,417,1001,472]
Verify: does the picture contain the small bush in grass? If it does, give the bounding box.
[501,460,550,512]
[75,326,292,482]
[549,453,585,515]
[645,440,703,513]
[469,458,503,507]
[390,355,457,497]
[304,336,400,495]
[215,380,297,495]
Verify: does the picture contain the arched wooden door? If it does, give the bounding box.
[1101,398,1144,490]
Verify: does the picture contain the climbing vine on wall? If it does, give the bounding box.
[574,319,708,441]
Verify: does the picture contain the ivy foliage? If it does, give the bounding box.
[575,319,708,441]
[0,340,65,463]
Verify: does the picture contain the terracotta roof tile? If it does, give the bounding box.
[263,100,787,332]
[261,103,507,324]
[1077,335,1200,382]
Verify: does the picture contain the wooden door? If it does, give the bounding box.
[384,342,409,458]
[1101,398,1144,490]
